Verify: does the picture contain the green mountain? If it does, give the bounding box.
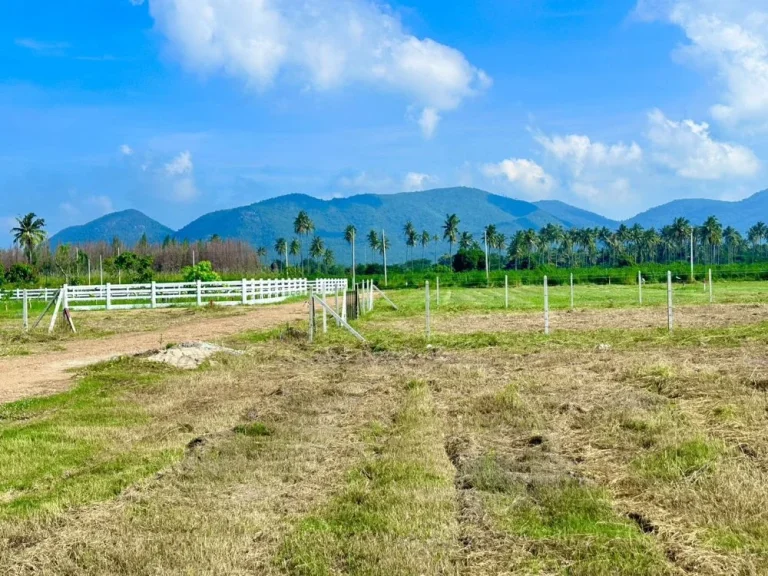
[533,200,619,229]
[626,189,768,232]
[49,209,174,248]
[174,187,585,262]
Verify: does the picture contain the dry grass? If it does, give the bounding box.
[1,305,768,574]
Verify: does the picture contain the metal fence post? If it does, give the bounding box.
[505,275,509,309]
[570,273,574,309]
[425,280,431,340]
[544,276,550,335]
[709,268,713,303]
[638,270,642,305]
[667,271,673,332]
[22,289,28,331]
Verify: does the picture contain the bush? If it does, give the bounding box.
[5,263,37,284]
[182,261,221,282]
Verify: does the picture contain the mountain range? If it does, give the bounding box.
[49,187,768,263]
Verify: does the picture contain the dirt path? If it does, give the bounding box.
[0,303,305,405]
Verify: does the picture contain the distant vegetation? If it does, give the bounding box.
[4,208,768,288]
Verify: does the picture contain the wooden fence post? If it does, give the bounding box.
[308,288,315,342]
[196,280,202,307]
[544,276,550,336]
[106,283,112,310]
[241,278,247,305]
[322,291,328,334]
[151,281,157,309]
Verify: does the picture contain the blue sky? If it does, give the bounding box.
[2,0,767,245]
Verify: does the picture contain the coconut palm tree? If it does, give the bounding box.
[309,236,325,271]
[256,246,268,269]
[322,249,335,273]
[432,234,440,265]
[275,238,288,269]
[458,231,474,251]
[494,232,507,269]
[293,210,314,270]
[403,220,417,267]
[344,224,357,284]
[700,215,723,264]
[289,238,301,268]
[442,214,460,269]
[420,230,431,265]
[367,230,380,265]
[723,226,742,264]
[11,212,46,264]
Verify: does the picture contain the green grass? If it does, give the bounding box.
[373,281,768,317]
[468,454,671,575]
[632,439,722,481]
[0,358,181,519]
[281,380,458,576]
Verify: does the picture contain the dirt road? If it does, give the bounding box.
[0,303,304,405]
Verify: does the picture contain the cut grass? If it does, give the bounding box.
[633,439,722,482]
[0,358,181,519]
[281,380,458,576]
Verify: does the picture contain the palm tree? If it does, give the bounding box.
[723,226,742,264]
[671,217,692,262]
[442,214,460,269]
[289,238,301,268]
[700,215,723,264]
[458,231,474,251]
[420,230,431,265]
[508,231,526,270]
[344,225,357,284]
[11,213,46,263]
[403,220,417,268]
[494,232,507,269]
[256,246,268,269]
[432,234,440,265]
[367,230,380,263]
[293,210,314,271]
[322,249,335,273]
[378,234,390,267]
[275,238,288,269]
[309,236,325,271]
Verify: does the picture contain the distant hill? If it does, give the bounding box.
[49,209,174,248]
[174,187,586,262]
[533,200,619,230]
[626,189,768,232]
[48,186,768,262]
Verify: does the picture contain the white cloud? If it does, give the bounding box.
[418,108,440,139]
[59,202,79,217]
[572,178,633,203]
[149,0,490,137]
[535,133,643,176]
[338,171,393,192]
[637,0,768,129]
[15,38,69,52]
[88,195,114,214]
[172,178,199,201]
[129,0,145,5]
[164,150,193,176]
[647,108,760,179]
[120,144,134,156]
[482,158,556,199]
[403,172,435,191]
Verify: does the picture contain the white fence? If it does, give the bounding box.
[3,278,347,311]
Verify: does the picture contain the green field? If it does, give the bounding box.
[1,285,768,574]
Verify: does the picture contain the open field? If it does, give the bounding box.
[1,286,768,574]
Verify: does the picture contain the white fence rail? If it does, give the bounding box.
[2,278,347,311]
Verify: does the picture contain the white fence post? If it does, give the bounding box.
[151,281,157,309]
[342,288,347,322]
[667,271,673,332]
[22,289,28,331]
[62,284,69,310]
[196,279,202,307]
[638,270,642,305]
[436,277,440,307]
[505,275,509,309]
[709,268,713,303]
[425,280,431,340]
[544,276,550,336]
[322,290,328,334]
[106,283,112,310]
[570,273,574,310]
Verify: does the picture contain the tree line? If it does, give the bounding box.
[5,209,768,285]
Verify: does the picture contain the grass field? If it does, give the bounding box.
[1,286,767,574]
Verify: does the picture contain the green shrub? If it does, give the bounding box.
[181,261,221,282]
